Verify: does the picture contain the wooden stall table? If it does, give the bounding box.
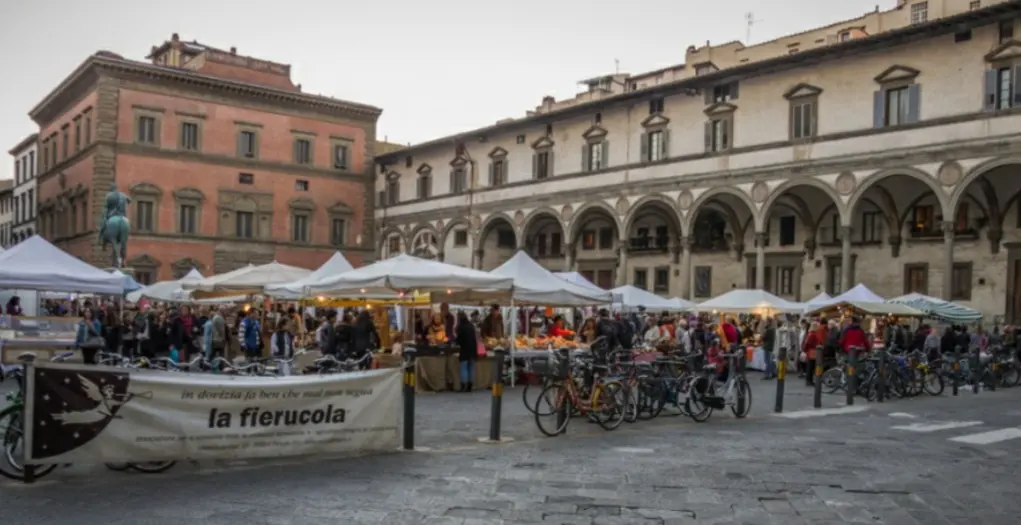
[373,353,403,369]
[413,346,456,392]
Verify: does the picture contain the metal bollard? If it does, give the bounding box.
[877,346,887,403]
[488,348,507,442]
[989,355,998,392]
[556,348,570,433]
[730,347,746,415]
[813,345,824,409]
[845,346,858,406]
[947,345,955,394]
[971,348,980,395]
[774,346,787,413]
[402,349,417,451]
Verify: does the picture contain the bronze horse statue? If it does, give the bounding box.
[98,186,131,269]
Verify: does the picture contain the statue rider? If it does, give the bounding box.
[98,182,131,244]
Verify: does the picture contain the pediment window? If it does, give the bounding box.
[783,83,823,100]
[581,124,608,143]
[640,113,670,130]
[984,40,1021,64]
[703,102,737,117]
[416,163,433,175]
[449,154,469,167]
[488,147,508,159]
[531,135,554,151]
[873,65,920,86]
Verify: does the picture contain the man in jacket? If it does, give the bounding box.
[840,317,869,355]
[320,310,338,356]
[239,308,262,359]
[761,318,777,380]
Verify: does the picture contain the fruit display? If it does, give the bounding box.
[514,335,586,350]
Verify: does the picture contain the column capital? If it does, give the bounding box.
[754,232,768,248]
[679,235,693,250]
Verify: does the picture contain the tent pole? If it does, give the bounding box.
[509,298,516,388]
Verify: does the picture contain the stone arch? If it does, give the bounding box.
[441,217,471,246]
[760,178,847,228]
[949,156,1021,215]
[684,186,759,236]
[623,194,683,236]
[847,167,949,223]
[377,225,406,258]
[520,207,563,240]
[520,207,565,257]
[409,224,441,259]
[477,212,517,246]
[567,200,623,245]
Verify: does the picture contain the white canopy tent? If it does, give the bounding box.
[304,253,514,296]
[611,285,688,311]
[553,272,607,294]
[0,235,123,294]
[449,251,611,306]
[826,284,884,305]
[802,291,833,312]
[264,252,355,299]
[184,261,312,295]
[887,292,982,323]
[669,297,697,311]
[126,268,204,303]
[694,289,803,314]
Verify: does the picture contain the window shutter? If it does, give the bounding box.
[872,90,886,128]
[1013,65,1021,105]
[639,133,649,162]
[661,129,670,159]
[548,151,555,177]
[789,105,797,139]
[704,88,712,105]
[503,160,508,184]
[292,140,299,163]
[236,132,244,156]
[581,144,590,171]
[721,120,730,149]
[378,190,385,206]
[449,170,456,193]
[253,133,259,158]
[704,121,712,152]
[601,140,609,168]
[488,163,494,186]
[730,82,739,100]
[906,84,921,124]
[531,153,538,179]
[984,69,998,111]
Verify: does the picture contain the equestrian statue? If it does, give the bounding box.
[98,183,131,269]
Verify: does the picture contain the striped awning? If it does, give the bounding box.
[887,293,982,323]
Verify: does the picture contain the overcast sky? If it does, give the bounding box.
[0,0,890,181]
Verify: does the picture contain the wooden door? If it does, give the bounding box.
[597,270,614,290]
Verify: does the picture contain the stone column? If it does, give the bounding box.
[564,246,575,273]
[942,221,955,301]
[473,248,484,270]
[616,244,629,287]
[680,236,692,299]
[754,232,766,290]
[840,225,852,292]
[436,251,445,263]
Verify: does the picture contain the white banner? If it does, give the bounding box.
[23,362,401,464]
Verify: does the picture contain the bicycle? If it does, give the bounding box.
[532,356,626,437]
[0,352,177,480]
[684,352,752,422]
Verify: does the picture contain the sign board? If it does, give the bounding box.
[23,363,401,464]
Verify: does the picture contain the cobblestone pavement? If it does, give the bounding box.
[3,377,1020,524]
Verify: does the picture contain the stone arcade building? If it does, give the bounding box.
[375,2,1021,321]
[29,34,380,283]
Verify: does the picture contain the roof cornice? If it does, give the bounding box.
[376,2,1021,164]
[8,133,39,156]
[29,55,383,125]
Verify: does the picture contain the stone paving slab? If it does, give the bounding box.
[2,386,1019,524]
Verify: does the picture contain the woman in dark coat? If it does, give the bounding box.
[350,310,379,369]
[455,311,479,392]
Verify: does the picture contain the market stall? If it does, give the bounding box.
[0,236,125,365]
[184,261,312,297]
[126,268,204,302]
[304,253,514,393]
[694,289,803,371]
[611,285,691,312]
[887,292,982,324]
[264,252,354,299]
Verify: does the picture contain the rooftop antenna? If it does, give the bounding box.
[745,12,763,44]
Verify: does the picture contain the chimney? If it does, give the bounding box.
[230,47,237,55]
[542,95,555,112]
[296,83,302,92]
[172,33,180,42]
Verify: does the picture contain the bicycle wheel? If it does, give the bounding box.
[1001,364,1020,388]
[637,378,666,420]
[621,381,639,424]
[821,368,844,394]
[593,380,626,431]
[923,370,944,396]
[533,383,570,437]
[521,379,537,415]
[0,407,57,481]
[685,376,714,423]
[729,378,752,418]
[129,461,176,474]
